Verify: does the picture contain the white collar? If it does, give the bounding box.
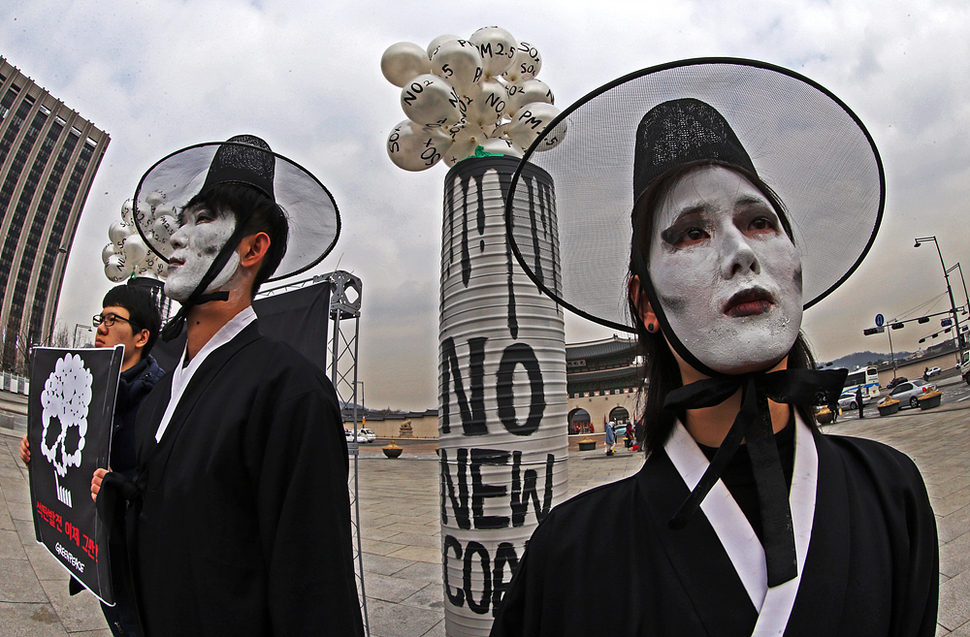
[664,415,817,636]
[154,306,257,442]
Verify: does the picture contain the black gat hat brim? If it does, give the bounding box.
[505,57,885,333]
[132,137,340,284]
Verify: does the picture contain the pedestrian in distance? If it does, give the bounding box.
[605,420,616,456]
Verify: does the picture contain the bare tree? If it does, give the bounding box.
[51,324,71,348]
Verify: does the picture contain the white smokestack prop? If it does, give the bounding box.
[382,28,569,636]
[438,156,568,636]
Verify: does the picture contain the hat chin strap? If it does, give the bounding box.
[631,246,736,379]
[160,216,255,342]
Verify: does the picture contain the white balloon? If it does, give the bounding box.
[456,122,490,144]
[430,39,483,95]
[442,122,465,139]
[104,255,129,283]
[133,252,159,277]
[507,102,562,151]
[534,119,568,152]
[479,137,523,158]
[145,190,166,207]
[387,120,454,172]
[102,242,118,265]
[444,125,489,166]
[427,34,460,58]
[464,78,509,128]
[490,121,510,138]
[506,79,555,116]
[381,42,431,88]
[121,199,134,225]
[503,41,542,82]
[469,26,517,77]
[108,220,134,249]
[154,203,176,218]
[122,234,149,265]
[134,199,157,230]
[400,74,463,128]
[153,215,177,244]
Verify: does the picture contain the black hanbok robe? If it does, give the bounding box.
[490,421,938,637]
[130,321,363,637]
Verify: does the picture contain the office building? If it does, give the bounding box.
[0,56,108,372]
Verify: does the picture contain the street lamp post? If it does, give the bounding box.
[946,262,969,316]
[914,236,965,365]
[73,324,92,348]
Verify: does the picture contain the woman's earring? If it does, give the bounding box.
[646,323,656,333]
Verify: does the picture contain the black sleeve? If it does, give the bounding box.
[893,452,939,637]
[489,510,560,637]
[840,437,939,637]
[253,376,364,637]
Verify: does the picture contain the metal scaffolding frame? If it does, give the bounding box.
[326,270,370,636]
[258,270,369,635]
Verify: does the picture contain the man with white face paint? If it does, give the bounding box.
[491,62,937,637]
[163,205,241,304]
[92,136,364,637]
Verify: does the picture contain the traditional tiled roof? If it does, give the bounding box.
[565,336,638,361]
[567,366,640,383]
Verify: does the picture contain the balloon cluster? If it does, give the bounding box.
[382,27,564,172]
[102,193,176,283]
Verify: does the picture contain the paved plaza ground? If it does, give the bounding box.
[1,378,968,636]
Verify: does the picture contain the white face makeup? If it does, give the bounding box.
[647,166,803,374]
[164,205,239,302]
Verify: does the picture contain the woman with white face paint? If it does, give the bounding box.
[491,60,938,637]
[643,165,803,376]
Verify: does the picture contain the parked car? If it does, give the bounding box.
[356,428,376,443]
[888,379,938,409]
[838,392,860,411]
[344,429,355,443]
[924,366,942,378]
[885,376,908,391]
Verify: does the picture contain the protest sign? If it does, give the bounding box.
[28,346,123,605]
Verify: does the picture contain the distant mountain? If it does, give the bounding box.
[821,350,914,371]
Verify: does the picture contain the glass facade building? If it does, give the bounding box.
[0,57,108,372]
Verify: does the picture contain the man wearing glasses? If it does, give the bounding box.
[20,283,163,637]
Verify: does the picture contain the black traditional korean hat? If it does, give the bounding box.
[132,135,340,339]
[507,58,883,335]
[505,58,885,588]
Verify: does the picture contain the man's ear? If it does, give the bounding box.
[133,328,150,351]
[238,232,271,269]
[628,275,657,326]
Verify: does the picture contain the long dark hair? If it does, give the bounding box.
[627,161,818,453]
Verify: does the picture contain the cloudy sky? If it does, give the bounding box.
[3,0,968,410]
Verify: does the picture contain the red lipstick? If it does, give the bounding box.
[724,288,774,317]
